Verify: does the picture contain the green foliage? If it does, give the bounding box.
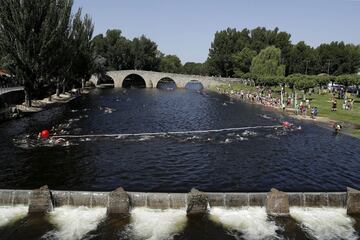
[207,28,246,77]
[288,41,319,75]
[335,74,357,87]
[131,35,161,71]
[92,30,132,71]
[159,55,182,73]
[232,47,257,75]
[182,62,207,75]
[92,32,162,71]
[0,0,93,105]
[250,46,285,77]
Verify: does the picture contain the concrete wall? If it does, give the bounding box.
[90,70,243,89]
[0,189,348,209]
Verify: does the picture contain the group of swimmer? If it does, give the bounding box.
[37,129,69,146]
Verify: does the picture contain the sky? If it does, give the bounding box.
[73,0,360,63]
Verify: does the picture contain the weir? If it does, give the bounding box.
[0,187,356,215]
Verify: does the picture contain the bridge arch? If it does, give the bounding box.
[185,80,204,91]
[122,74,147,88]
[97,74,115,85]
[156,77,177,90]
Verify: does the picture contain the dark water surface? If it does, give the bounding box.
[0,88,359,192]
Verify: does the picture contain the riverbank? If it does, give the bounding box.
[214,83,360,138]
[0,89,90,123]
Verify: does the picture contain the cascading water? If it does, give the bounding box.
[128,208,187,240]
[290,207,358,240]
[46,206,106,240]
[209,207,279,240]
[0,205,28,227]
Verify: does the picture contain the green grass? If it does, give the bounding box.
[308,93,360,126]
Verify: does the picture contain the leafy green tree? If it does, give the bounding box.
[92,29,132,71]
[288,41,319,75]
[250,46,285,76]
[294,75,317,100]
[233,47,257,76]
[316,42,360,75]
[0,0,75,106]
[159,55,182,73]
[66,9,94,89]
[131,35,161,71]
[207,28,247,77]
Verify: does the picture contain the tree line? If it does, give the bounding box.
[93,27,360,79]
[0,1,359,107]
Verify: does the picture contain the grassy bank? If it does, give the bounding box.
[216,83,360,138]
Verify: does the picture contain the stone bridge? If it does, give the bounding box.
[90,70,243,89]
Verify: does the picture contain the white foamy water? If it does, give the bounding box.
[290,207,358,240]
[130,208,187,240]
[210,207,279,240]
[48,206,106,240]
[0,205,28,227]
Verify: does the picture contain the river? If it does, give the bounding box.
[0,88,360,192]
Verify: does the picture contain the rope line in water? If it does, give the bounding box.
[52,125,283,139]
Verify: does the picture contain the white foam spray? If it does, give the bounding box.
[130,208,187,240]
[290,207,358,240]
[0,205,28,227]
[48,206,106,240]
[209,207,279,240]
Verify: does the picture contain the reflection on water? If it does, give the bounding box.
[0,89,360,192]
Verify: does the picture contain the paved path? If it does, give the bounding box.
[0,87,24,95]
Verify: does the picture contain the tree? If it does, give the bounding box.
[0,0,75,106]
[159,55,182,73]
[294,75,317,100]
[316,42,360,75]
[92,29,132,71]
[66,9,94,89]
[288,41,319,75]
[207,28,247,77]
[131,35,161,71]
[232,47,257,76]
[250,46,285,76]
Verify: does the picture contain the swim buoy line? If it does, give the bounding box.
[51,125,284,139]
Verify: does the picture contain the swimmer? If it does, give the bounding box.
[54,138,66,145]
[333,123,342,134]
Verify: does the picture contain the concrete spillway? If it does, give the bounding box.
[0,188,358,240]
[0,189,348,209]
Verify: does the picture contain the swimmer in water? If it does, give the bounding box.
[333,123,342,134]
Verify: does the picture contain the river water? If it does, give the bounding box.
[0,88,360,192]
[1,88,360,239]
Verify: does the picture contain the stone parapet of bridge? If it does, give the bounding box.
[90,70,243,89]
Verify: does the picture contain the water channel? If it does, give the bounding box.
[0,88,359,239]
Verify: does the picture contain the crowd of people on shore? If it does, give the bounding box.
[216,86,282,110]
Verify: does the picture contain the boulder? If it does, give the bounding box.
[186,188,208,216]
[28,185,53,214]
[347,187,360,215]
[107,187,130,216]
[266,188,289,216]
